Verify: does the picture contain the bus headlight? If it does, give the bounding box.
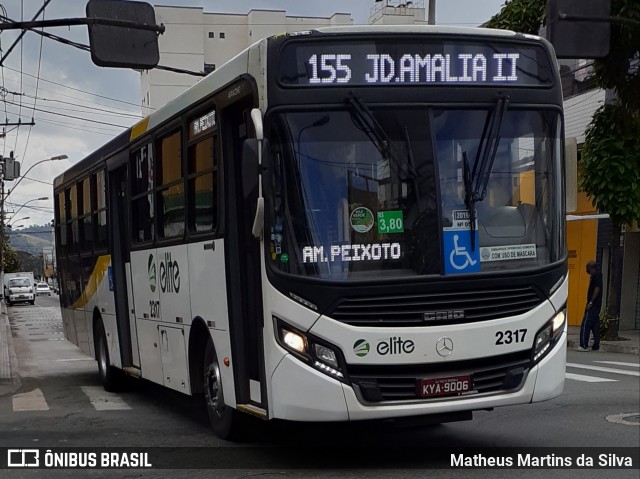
[282,329,306,353]
[275,318,347,382]
[533,308,566,363]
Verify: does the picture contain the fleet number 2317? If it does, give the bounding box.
[495,329,527,345]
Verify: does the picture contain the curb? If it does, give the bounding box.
[567,338,640,355]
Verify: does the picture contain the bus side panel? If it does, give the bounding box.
[101,313,122,369]
[136,319,163,384]
[94,257,118,363]
[188,240,230,331]
[61,307,77,347]
[73,308,91,357]
[130,248,164,386]
[157,244,191,327]
[188,239,236,406]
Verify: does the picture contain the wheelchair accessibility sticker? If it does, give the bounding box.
[443,230,480,274]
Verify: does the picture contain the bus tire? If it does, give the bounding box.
[96,321,122,392]
[204,339,241,440]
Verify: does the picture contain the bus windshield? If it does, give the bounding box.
[268,107,564,281]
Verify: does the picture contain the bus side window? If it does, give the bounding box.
[131,144,155,243]
[93,170,108,251]
[156,131,185,239]
[187,135,217,233]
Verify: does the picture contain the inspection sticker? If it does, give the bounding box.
[444,209,478,231]
[480,244,537,262]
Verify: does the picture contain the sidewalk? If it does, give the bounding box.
[567,325,640,355]
[0,300,20,395]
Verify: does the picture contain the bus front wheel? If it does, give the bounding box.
[204,339,241,440]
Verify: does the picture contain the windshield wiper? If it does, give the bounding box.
[463,93,510,250]
[346,92,419,179]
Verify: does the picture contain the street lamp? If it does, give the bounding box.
[5,154,68,199]
[7,215,30,226]
[8,197,49,219]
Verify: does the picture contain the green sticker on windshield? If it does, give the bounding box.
[377,210,404,234]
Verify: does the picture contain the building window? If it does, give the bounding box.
[208,31,214,38]
[219,32,225,39]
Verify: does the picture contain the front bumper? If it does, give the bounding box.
[9,293,34,302]
[270,326,566,422]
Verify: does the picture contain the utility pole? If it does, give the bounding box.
[0,152,21,298]
[428,0,436,25]
[1,157,5,299]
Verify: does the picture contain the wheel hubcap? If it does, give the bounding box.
[205,360,224,418]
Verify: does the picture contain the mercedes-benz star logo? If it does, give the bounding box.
[436,337,454,357]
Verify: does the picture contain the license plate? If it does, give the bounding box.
[418,375,472,398]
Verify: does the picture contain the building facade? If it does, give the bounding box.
[140,7,352,115]
[141,1,432,114]
[561,59,640,330]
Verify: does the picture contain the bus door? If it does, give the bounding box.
[108,161,140,369]
[219,87,266,412]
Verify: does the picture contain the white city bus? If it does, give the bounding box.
[54,25,568,439]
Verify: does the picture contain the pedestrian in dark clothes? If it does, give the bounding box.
[577,260,602,351]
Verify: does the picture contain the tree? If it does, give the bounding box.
[485,0,545,34]
[486,0,640,338]
[1,230,21,273]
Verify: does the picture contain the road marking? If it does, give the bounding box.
[81,386,132,411]
[565,372,617,383]
[566,363,640,377]
[12,388,49,411]
[594,361,640,369]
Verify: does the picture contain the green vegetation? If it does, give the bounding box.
[486,0,640,338]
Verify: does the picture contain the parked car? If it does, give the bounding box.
[36,283,52,296]
[6,277,35,306]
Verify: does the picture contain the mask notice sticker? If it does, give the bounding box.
[480,244,537,262]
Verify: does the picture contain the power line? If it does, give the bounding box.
[32,116,122,136]
[21,0,49,165]
[3,98,131,128]
[3,91,142,119]
[14,91,143,118]
[0,74,144,116]
[2,65,145,109]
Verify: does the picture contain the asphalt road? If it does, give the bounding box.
[1,297,638,478]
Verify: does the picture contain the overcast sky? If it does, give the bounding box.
[0,0,505,228]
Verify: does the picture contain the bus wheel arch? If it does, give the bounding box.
[92,309,122,392]
[188,317,209,395]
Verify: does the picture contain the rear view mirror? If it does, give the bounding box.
[86,0,160,68]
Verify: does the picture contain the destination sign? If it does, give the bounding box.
[279,38,552,87]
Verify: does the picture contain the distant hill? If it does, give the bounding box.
[7,224,54,255]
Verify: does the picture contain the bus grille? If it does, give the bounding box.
[329,285,544,327]
[348,350,532,403]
